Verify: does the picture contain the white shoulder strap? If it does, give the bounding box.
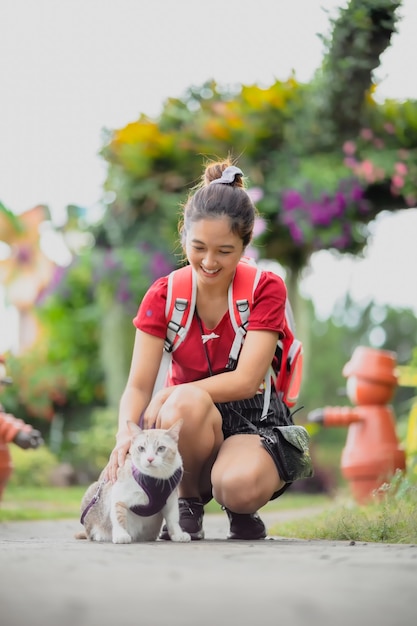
[152,267,197,397]
[227,262,262,367]
[228,262,272,420]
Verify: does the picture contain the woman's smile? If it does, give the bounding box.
[185,217,244,288]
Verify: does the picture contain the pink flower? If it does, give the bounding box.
[383,123,395,134]
[392,175,405,189]
[394,162,408,176]
[360,128,373,141]
[343,157,357,169]
[252,217,267,238]
[343,141,356,156]
[360,160,376,182]
[247,187,264,203]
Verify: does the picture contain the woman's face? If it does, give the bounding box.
[185,217,245,289]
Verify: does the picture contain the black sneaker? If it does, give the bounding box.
[159,497,205,541]
[224,508,267,540]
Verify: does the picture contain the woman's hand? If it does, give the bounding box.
[102,434,131,483]
[142,387,174,429]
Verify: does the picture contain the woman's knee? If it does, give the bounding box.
[160,385,219,430]
[212,466,261,511]
[211,440,280,511]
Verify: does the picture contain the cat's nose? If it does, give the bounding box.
[147,456,155,463]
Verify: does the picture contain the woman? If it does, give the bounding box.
[106,159,309,540]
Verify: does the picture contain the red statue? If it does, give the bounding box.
[308,346,406,504]
[0,355,43,500]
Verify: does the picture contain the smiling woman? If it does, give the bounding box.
[98,157,313,543]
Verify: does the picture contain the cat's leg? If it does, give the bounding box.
[162,493,191,542]
[111,501,132,543]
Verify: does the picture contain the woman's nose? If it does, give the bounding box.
[202,252,217,268]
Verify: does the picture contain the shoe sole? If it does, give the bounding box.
[227,533,267,540]
[159,530,205,541]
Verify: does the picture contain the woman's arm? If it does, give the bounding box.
[116,330,165,433]
[185,329,278,403]
[105,329,165,481]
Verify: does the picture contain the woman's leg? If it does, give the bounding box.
[211,434,285,512]
[158,385,224,499]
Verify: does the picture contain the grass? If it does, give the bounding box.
[2,472,416,544]
[0,485,86,521]
[269,471,417,544]
[0,485,330,522]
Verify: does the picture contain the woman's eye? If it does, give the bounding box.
[193,246,204,252]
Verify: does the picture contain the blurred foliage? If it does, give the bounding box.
[69,406,117,482]
[98,0,416,276]
[314,0,402,143]
[300,295,417,417]
[8,445,60,487]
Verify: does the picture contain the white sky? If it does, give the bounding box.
[0,0,417,352]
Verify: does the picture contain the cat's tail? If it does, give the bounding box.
[74,530,87,540]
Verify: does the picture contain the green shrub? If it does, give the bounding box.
[70,407,117,482]
[9,445,60,487]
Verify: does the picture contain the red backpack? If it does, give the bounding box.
[152,257,303,415]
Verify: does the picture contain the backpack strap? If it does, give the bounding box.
[164,265,196,354]
[226,260,273,419]
[152,266,196,396]
[226,259,262,369]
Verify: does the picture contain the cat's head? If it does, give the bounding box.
[126,420,183,476]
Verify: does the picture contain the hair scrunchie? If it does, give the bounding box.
[210,165,243,185]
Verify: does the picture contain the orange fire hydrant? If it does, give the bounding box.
[0,355,43,501]
[307,346,406,504]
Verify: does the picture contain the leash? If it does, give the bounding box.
[80,479,106,525]
[79,466,183,523]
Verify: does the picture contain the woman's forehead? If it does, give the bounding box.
[187,217,241,244]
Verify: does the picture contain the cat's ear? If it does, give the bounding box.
[127,421,142,437]
[167,419,183,442]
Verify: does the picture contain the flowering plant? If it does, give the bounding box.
[279,178,371,255]
[342,125,417,208]
[91,245,175,314]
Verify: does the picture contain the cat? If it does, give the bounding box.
[76,419,190,543]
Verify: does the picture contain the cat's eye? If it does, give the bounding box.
[138,445,146,453]
[157,446,166,453]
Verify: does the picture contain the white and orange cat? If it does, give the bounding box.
[76,419,190,543]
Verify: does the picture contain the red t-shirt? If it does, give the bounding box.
[133,270,287,386]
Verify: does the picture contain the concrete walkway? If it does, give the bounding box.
[0,508,416,626]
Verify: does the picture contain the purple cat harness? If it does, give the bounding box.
[129,464,183,517]
[80,465,183,524]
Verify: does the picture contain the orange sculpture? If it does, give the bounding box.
[0,356,43,500]
[0,204,55,352]
[307,346,406,504]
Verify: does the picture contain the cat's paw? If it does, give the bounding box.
[170,530,191,543]
[112,531,132,544]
